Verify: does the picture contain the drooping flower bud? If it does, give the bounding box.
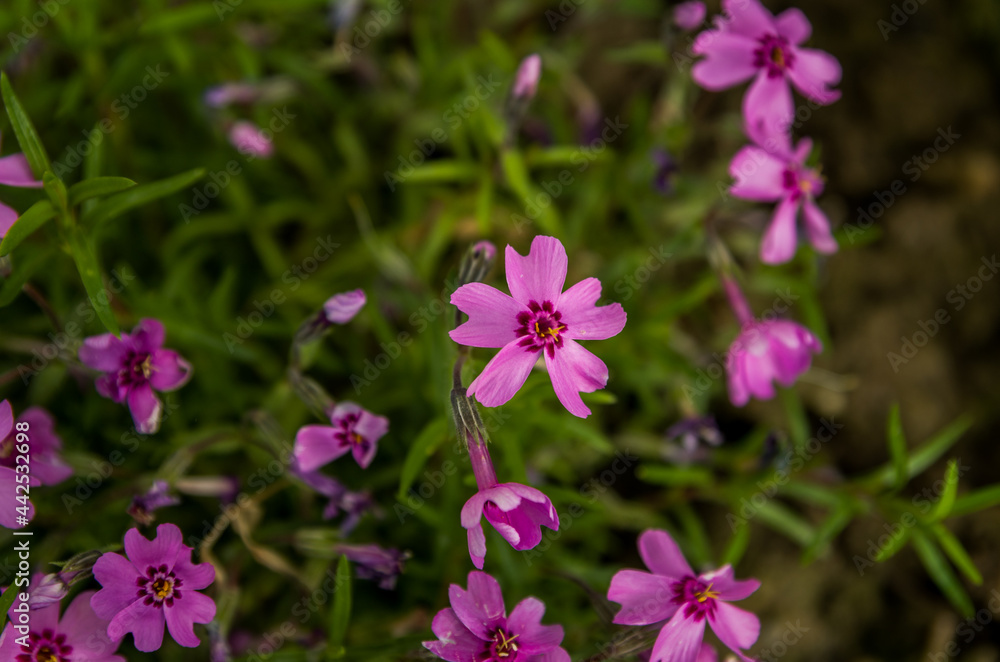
[457,241,497,287]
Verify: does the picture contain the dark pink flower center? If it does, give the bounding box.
[333,413,365,448]
[781,166,823,200]
[16,628,72,662]
[485,627,521,661]
[515,300,567,358]
[136,563,183,608]
[118,350,154,388]
[753,34,794,77]
[670,576,719,622]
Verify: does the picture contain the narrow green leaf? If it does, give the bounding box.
[1,72,52,176]
[803,505,856,563]
[0,200,55,256]
[720,518,751,567]
[42,172,69,215]
[930,459,959,522]
[500,149,561,234]
[403,160,481,185]
[930,523,983,585]
[752,501,815,547]
[67,228,119,335]
[912,529,975,618]
[637,464,713,488]
[0,581,19,632]
[68,177,137,207]
[779,388,809,452]
[326,555,352,659]
[886,403,908,491]
[397,417,449,500]
[950,484,1000,517]
[81,168,205,229]
[0,248,54,306]
[873,520,912,563]
[863,414,973,490]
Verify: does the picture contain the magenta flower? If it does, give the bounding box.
[0,400,34,530]
[294,402,388,470]
[333,543,409,590]
[423,571,570,662]
[691,0,841,144]
[323,289,366,324]
[127,480,180,525]
[674,2,706,31]
[78,318,192,434]
[450,235,626,418]
[0,140,43,239]
[229,121,273,159]
[461,423,558,569]
[0,588,124,662]
[730,137,836,264]
[91,523,216,652]
[1,404,72,486]
[513,54,542,100]
[608,530,761,662]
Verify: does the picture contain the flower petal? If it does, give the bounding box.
[130,319,166,353]
[650,611,706,662]
[91,552,143,619]
[509,597,564,654]
[448,572,506,640]
[505,236,567,305]
[355,410,390,444]
[802,198,837,255]
[127,384,163,434]
[450,283,527,348]
[729,146,787,202]
[691,32,758,90]
[760,196,801,265]
[164,590,216,648]
[543,339,608,418]
[708,602,760,658]
[774,7,811,44]
[558,278,626,341]
[172,553,217,591]
[60,591,121,659]
[0,203,16,238]
[467,523,487,570]
[294,425,348,472]
[108,599,165,652]
[0,400,11,440]
[721,0,776,38]
[148,348,193,391]
[788,47,842,105]
[0,153,42,187]
[639,529,695,579]
[700,566,760,602]
[608,570,679,626]
[467,341,540,408]
[125,523,184,573]
[79,333,126,372]
[324,289,366,324]
[742,74,794,152]
[423,608,485,662]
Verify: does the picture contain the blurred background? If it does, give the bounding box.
[1,1,999,660]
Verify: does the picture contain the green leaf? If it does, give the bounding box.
[873,519,912,563]
[1,72,52,176]
[863,414,973,490]
[720,520,751,567]
[912,529,975,618]
[886,403,908,491]
[396,417,449,500]
[42,172,69,215]
[67,228,119,335]
[81,168,205,230]
[930,459,960,522]
[0,580,19,632]
[68,177,137,207]
[403,160,481,185]
[753,501,815,547]
[950,484,1000,517]
[0,200,56,256]
[326,555,352,659]
[930,522,983,585]
[637,464,712,488]
[0,247,54,306]
[500,149,561,234]
[803,505,856,563]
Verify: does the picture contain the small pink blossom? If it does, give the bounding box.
[423,571,570,662]
[513,54,542,100]
[450,235,626,418]
[323,289,366,324]
[691,0,841,145]
[91,523,216,652]
[79,319,192,434]
[608,530,761,662]
[228,121,273,159]
[294,402,388,470]
[730,137,836,264]
[674,2,706,31]
[0,136,43,240]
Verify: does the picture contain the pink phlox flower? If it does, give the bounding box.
[608,530,761,662]
[450,235,626,418]
[79,318,192,434]
[423,571,571,662]
[461,482,559,570]
[293,401,389,470]
[726,319,821,406]
[90,523,216,652]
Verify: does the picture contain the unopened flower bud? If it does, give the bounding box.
[457,241,497,286]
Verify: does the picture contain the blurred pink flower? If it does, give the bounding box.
[423,571,570,662]
[608,530,760,662]
[674,2,706,31]
[228,121,273,159]
[691,0,841,145]
[513,54,542,100]
[0,139,43,239]
[323,288,366,324]
[450,235,626,418]
[729,137,836,264]
[79,319,192,434]
[294,401,388,470]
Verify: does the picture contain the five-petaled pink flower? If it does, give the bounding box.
[0,138,43,240]
[423,571,570,662]
[91,523,216,652]
[692,0,841,145]
[0,400,35,530]
[294,402,389,470]
[1,402,72,486]
[0,584,125,662]
[79,318,192,434]
[608,530,761,662]
[450,235,626,418]
[730,136,836,264]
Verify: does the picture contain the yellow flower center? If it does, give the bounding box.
[693,583,719,603]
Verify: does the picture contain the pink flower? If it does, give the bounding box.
[228,121,273,159]
[608,530,761,662]
[691,0,841,145]
[0,587,124,662]
[450,235,626,418]
[294,402,388,470]
[513,54,542,100]
[127,480,180,525]
[79,319,192,434]
[323,289,366,324]
[0,402,71,486]
[0,400,34,530]
[333,543,409,590]
[423,571,570,662]
[730,137,836,264]
[0,139,43,239]
[674,2,706,31]
[460,422,558,569]
[91,523,217,652]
